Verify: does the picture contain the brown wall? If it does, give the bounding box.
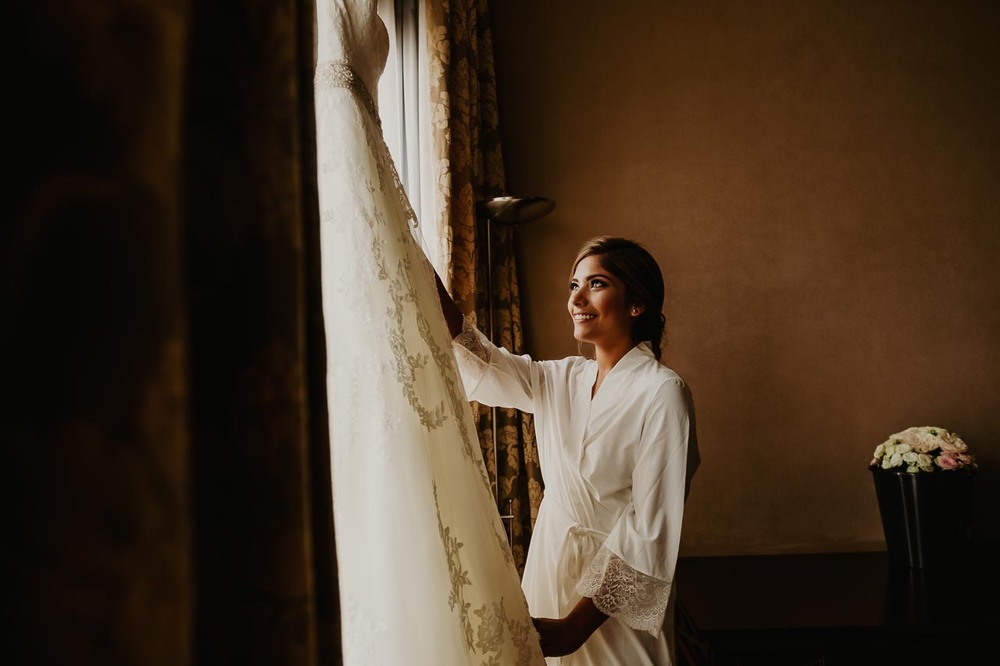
[489,0,999,556]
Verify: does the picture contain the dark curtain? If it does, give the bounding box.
[7,1,340,664]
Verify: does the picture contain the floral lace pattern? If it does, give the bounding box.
[452,314,492,390]
[455,314,491,363]
[315,4,542,662]
[316,58,419,239]
[433,484,536,665]
[342,597,389,663]
[576,546,671,636]
[316,60,381,127]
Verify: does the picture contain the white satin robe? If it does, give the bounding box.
[454,326,699,666]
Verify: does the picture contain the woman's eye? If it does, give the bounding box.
[590,279,606,288]
[568,282,578,292]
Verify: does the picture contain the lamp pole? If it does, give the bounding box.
[484,214,509,542]
[479,195,555,546]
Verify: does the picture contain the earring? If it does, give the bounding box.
[631,308,640,316]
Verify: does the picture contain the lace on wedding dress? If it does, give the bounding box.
[315,58,421,244]
[316,61,380,126]
[576,546,672,636]
[315,2,544,664]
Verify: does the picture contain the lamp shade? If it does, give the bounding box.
[478,196,555,226]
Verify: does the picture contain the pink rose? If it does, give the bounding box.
[935,453,959,470]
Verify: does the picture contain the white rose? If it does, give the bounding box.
[910,429,941,453]
[939,431,968,453]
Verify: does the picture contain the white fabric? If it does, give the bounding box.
[454,323,698,666]
[315,1,544,664]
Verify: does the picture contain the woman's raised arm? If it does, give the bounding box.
[435,271,465,339]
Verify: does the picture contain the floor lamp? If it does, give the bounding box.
[477,195,555,545]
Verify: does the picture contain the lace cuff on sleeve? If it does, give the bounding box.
[451,314,491,389]
[453,314,490,362]
[575,547,671,636]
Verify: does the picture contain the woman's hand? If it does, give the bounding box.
[532,616,588,657]
[531,597,609,657]
[435,270,464,339]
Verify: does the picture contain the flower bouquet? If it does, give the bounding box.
[869,426,976,569]
[870,426,977,474]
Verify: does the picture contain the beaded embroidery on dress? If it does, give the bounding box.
[314,1,544,664]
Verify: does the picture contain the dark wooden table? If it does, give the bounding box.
[675,542,1000,666]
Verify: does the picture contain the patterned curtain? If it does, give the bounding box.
[8,1,340,664]
[424,0,543,574]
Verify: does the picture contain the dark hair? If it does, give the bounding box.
[572,236,667,360]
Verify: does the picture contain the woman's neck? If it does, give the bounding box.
[591,339,635,396]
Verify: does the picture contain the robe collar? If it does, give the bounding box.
[588,341,656,399]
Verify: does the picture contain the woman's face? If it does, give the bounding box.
[567,254,638,349]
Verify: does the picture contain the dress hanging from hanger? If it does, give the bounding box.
[313,1,544,664]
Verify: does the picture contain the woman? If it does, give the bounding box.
[437,236,700,665]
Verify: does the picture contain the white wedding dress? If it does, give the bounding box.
[314,1,545,664]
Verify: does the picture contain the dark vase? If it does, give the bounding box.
[871,468,975,569]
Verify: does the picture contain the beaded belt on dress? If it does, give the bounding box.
[316,60,381,128]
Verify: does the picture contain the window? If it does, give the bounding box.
[376,0,444,274]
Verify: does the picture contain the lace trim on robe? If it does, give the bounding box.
[452,314,491,387]
[575,546,671,636]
